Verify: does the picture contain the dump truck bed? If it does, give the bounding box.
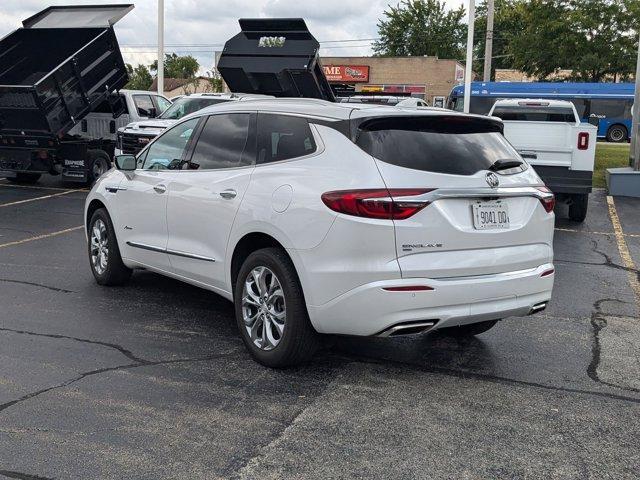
[0,4,132,140]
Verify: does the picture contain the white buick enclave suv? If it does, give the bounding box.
[84,99,555,367]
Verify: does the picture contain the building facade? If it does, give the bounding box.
[320,56,466,104]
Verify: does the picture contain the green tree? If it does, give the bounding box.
[508,0,639,82]
[373,0,467,59]
[124,63,153,90]
[150,53,200,78]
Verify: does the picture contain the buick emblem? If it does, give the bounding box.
[485,172,500,188]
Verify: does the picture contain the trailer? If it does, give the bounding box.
[0,4,133,184]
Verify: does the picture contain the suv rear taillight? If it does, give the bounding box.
[321,189,433,220]
[578,132,589,150]
[536,186,555,213]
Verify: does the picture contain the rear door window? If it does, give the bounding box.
[187,113,254,170]
[491,106,576,122]
[257,114,316,163]
[355,116,522,176]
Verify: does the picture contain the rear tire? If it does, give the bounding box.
[234,247,319,368]
[6,173,41,184]
[606,124,627,143]
[440,320,498,337]
[568,193,588,223]
[88,208,132,286]
[87,149,111,185]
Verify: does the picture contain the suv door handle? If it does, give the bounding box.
[219,189,237,199]
[153,184,167,194]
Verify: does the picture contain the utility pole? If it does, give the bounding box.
[632,35,640,171]
[157,0,164,96]
[463,0,476,113]
[483,0,494,82]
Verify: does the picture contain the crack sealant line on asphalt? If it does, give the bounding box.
[0,189,80,208]
[606,195,640,306]
[0,181,88,192]
[0,226,83,250]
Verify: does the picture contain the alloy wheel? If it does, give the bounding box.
[242,266,286,351]
[90,219,109,275]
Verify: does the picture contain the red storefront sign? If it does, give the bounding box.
[323,65,370,83]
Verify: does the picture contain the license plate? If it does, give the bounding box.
[472,201,510,230]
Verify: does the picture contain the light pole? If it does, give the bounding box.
[463,0,476,113]
[157,0,164,96]
[632,35,640,171]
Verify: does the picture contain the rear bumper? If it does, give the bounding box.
[532,165,592,195]
[307,264,554,336]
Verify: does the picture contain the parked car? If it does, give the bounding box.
[115,93,268,157]
[0,5,155,185]
[489,99,597,222]
[85,99,555,367]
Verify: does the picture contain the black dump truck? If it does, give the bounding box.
[0,4,133,184]
[217,18,335,102]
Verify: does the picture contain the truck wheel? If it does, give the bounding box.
[440,320,498,337]
[568,193,589,222]
[87,149,111,185]
[88,208,132,286]
[234,247,319,368]
[6,173,41,184]
[606,125,628,143]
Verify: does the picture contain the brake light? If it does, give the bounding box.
[536,186,555,213]
[321,189,433,220]
[578,132,589,150]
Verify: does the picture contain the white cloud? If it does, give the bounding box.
[0,0,470,71]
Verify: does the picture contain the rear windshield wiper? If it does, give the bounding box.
[489,159,523,171]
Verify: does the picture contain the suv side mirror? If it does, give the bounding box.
[114,154,136,171]
[148,107,157,118]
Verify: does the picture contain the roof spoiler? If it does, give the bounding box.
[217,18,335,102]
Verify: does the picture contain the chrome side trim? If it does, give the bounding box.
[166,248,216,262]
[126,241,165,254]
[126,241,215,262]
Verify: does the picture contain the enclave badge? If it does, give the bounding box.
[485,172,500,188]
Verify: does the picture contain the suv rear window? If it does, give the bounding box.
[355,116,521,176]
[491,107,576,123]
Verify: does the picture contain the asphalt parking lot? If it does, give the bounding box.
[0,177,638,480]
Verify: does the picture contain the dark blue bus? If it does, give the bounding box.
[448,82,634,142]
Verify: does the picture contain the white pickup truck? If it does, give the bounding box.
[489,99,597,222]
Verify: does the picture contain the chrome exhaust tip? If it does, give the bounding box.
[529,302,547,315]
[377,320,437,337]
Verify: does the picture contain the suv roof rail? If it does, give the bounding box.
[217,18,335,102]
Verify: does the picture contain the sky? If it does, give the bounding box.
[0,0,467,75]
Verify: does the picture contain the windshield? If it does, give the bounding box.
[159,97,230,120]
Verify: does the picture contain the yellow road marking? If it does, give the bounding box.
[606,196,640,305]
[0,226,83,249]
[0,189,80,208]
[554,227,640,238]
[0,182,88,192]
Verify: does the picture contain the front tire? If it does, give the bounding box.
[234,248,319,368]
[440,320,498,337]
[6,173,41,184]
[568,193,589,222]
[88,208,132,286]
